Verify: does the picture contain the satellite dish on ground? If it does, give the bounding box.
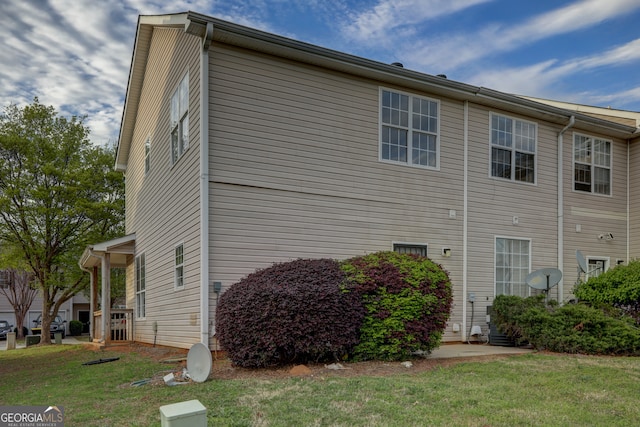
[526,268,562,301]
[187,343,212,383]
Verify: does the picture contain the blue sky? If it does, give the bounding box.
[1,0,639,145]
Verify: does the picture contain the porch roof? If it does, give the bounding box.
[79,234,136,269]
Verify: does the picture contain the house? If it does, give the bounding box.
[80,11,640,349]
[0,270,90,336]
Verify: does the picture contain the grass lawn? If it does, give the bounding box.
[1,345,639,426]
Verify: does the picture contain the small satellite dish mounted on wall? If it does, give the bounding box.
[525,267,562,302]
[576,250,600,283]
[186,342,212,383]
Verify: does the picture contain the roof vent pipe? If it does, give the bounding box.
[390,62,404,67]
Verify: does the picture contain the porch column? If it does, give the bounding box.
[101,253,111,343]
[90,266,98,341]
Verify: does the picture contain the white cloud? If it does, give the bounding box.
[461,38,640,109]
[401,0,640,71]
[342,0,492,46]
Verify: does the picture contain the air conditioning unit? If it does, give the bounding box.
[486,306,516,347]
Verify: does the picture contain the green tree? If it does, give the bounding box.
[0,99,124,344]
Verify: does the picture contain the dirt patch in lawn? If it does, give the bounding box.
[96,342,522,382]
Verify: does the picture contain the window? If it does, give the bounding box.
[0,270,9,289]
[135,253,145,319]
[491,114,536,183]
[144,137,150,174]
[574,134,611,195]
[380,89,439,168]
[495,237,530,297]
[393,243,427,257]
[587,257,608,279]
[175,244,184,289]
[170,74,189,165]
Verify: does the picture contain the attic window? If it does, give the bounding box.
[170,73,189,165]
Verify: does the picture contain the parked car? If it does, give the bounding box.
[0,320,13,340]
[31,315,66,338]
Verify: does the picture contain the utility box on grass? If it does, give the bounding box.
[26,335,41,347]
[159,399,206,427]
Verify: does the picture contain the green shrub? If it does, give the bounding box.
[69,320,83,336]
[342,251,452,361]
[574,260,640,324]
[215,258,365,368]
[492,295,640,355]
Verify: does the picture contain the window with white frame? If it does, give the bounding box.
[144,137,150,174]
[574,134,611,195]
[135,253,145,318]
[495,237,530,297]
[587,257,608,279]
[170,74,189,165]
[380,89,439,168]
[490,113,536,183]
[175,244,184,289]
[393,243,428,257]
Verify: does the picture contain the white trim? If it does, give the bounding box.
[462,100,469,341]
[571,132,613,197]
[174,242,185,290]
[378,87,441,171]
[200,22,213,346]
[493,235,532,297]
[585,256,610,280]
[135,252,146,320]
[170,71,190,167]
[488,112,538,186]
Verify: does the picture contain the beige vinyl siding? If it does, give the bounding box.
[125,27,202,349]
[563,130,629,295]
[466,104,559,314]
[631,141,640,257]
[207,44,465,341]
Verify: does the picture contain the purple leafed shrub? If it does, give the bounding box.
[215,258,365,368]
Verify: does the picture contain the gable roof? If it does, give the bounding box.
[115,11,640,172]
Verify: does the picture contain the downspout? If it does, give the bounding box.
[627,140,630,263]
[199,22,214,346]
[462,101,469,342]
[558,116,575,303]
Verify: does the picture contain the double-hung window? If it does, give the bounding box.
[175,244,184,290]
[495,237,530,297]
[380,89,439,169]
[490,114,536,183]
[135,253,146,319]
[574,134,611,195]
[170,74,189,165]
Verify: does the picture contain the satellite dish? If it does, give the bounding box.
[526,268,562,302]
[187,343,212,383]
[576,250,587,274]
[526,268,562,290]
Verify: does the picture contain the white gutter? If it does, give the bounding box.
[199,22,214,346]
[462,101,469,342]
[558,116,575,302]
